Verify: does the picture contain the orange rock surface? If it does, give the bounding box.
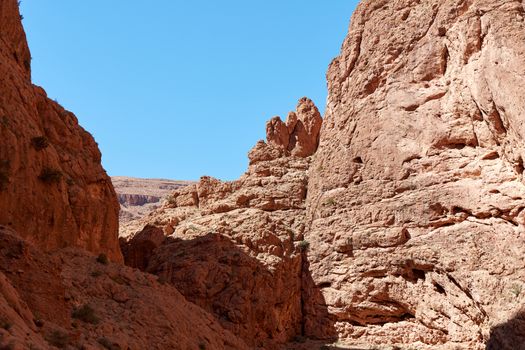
[0,226,249,349]
[121,98,322,349]
[3,0,525,348]
[0,0,121,262]
[306,0,525,347]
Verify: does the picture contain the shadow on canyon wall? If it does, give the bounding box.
[486,310,525,350]
[121,228,337,348]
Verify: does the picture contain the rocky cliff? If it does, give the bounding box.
[4,0,524,348]
[305,0,525,347]
[0,2,252,349]
[0,0,121,262]
[122,0,525,349]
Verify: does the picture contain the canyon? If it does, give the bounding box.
[2,0,525,349]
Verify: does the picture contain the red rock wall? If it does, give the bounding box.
[0,226,249,349]
[0,0,122,262]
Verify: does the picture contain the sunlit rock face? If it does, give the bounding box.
[0,0,122,261]
[112,176,192,237]
[305,0,525,347]
[121,98,322,349]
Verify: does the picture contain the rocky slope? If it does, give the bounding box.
[0,226,249,350]
[121,97,322,349]
[0,2,252,349]
[122,0,525,349]
[112,176,191,234]
[0,0,121,262]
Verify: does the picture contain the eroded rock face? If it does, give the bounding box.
[266,97,323,158]
[305,0,525,348]
[121,99,322,349]
[0,0,121,262]
[0,226,248,350]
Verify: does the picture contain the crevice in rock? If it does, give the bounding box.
[434,282,447,295]
[441,44,450,75]
[338,32,363,84]
[515,156,524,175]
[488,103,507,135]
[446,272,489,320]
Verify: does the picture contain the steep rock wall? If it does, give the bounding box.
[0,0,121,262]
[305,0,525,347]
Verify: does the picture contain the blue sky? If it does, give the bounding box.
[20,1,358,180]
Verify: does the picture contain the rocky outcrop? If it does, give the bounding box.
[266,97,322,158]
[121,98,322,349]
[304,0,525,348]
[0,0,121,261]
[0,226,248,350]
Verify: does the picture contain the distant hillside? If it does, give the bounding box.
[111,176,192,230]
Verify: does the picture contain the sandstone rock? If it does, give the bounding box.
[0,226,249,350]
[304,0,525,348]
[6,0,522,347]
[123,1,525,348]
[121,98,321,348]
[264,97,322,158]
[0,0,121,262]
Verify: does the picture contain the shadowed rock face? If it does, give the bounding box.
[0,226,249,350]
[305,0,525,347]
[121,98,322,349]
[0,0,121,262]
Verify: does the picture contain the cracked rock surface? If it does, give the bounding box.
[305,0,525,347]
[121,98,321,349]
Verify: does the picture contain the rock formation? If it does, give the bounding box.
[122,0,525,349]
[0,0,121,261]
[0,226,248,350]
[4,0,525,347]
[121,97,322,349]
[305,0,525,348]
[0,2,251,349]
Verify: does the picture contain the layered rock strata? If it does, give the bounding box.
[112,176,192,233]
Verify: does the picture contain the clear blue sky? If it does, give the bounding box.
[20,1,358,181]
